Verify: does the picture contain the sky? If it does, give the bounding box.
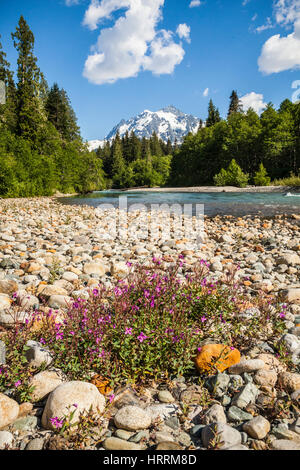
[1,0,300,141]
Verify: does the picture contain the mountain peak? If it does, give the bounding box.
[161,105,183,115]
[88,105,200,151]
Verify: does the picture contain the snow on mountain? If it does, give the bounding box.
[87,105,200,151]
[87,139,106,152]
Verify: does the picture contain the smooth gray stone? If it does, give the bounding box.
[227,406,254,423]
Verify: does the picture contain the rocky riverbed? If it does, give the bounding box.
[0,197,299,451]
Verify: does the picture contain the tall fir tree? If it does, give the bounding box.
[150,131,162,157]
[206,99,221,127]
[112,133,126,187]
[141,137,151,160]
[11,16,44,141]
[45,83,80,142]
[228,90,243,117]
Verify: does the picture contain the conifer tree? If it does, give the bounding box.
[150,131,162,157]
[112,133,126,187]
[228,90,242,117]
[122,130,132,163]
[141,137,151,160]
[129,131,142,160]
[166,138,173,155]
[206,99,221,127]
[45,83,80,141]
[12,16,44,140]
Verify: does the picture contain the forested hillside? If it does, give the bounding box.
[0,16,105,197]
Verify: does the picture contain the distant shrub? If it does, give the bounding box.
[274,173,300,188]
[253,163,271,186]
[214,159,249,188]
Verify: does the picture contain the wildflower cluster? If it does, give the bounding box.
[0,257,287,391]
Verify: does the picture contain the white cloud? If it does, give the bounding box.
[189,0,202,7]
[82,0,188,85]
[176,23,191,43]
[240,92,267,114]
[258,0,300,73]
[256,17,274,33]
[203,87,209,97]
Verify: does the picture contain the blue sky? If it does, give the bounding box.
[1,0,300,141]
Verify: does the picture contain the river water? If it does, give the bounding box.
[58,190,300,217]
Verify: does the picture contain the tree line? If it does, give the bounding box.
[171,92,300,187]
[96,131,175,188]
[0,16,105,197]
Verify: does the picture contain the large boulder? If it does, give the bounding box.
[41,381,105,430]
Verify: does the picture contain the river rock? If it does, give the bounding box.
[227,406,253,423]
[26,438,45,450]
[278,371,300,393]
[202,404,227,424]
[0,394,19,429]
[83,262,106,276]
[279,334,300,353]
[243,416,270,439]
[195,344,241,373]
[201,423,242,449]
[114,406,152,431]
[42,381,105,430]
[157,390,175,403]
[103,437,142,450]
[47,295,72,309]
[0,280,18,295]
[29,370,65,402]
[156,442,182,450]
[0,431,14,449]
[281,288,300,303]
[147,404,180,422]
[232,383,259,409]
[270,440,300,450]
[254,369,277,388]
[228,359,265,375]
[25,340,54,368]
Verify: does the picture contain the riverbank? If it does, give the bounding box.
[125,185,296,193]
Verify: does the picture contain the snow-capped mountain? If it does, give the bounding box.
[88,105,200,151]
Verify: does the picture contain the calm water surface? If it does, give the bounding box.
[58,190,300,217]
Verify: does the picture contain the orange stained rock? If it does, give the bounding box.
[195,344,241,373]
[244,281,252,286]
[28,314,58,332]
[90,375,112,395]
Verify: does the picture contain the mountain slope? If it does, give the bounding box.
[88,105,200,151]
